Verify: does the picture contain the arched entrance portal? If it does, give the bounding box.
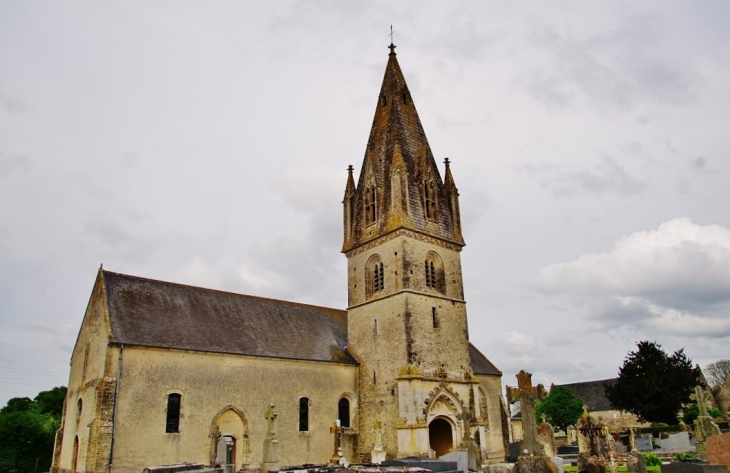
[428,417,454,457]
[211,407,248,469]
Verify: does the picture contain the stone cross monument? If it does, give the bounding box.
[693,385,721,460]
[329,420,344,465]
[261,404,280,473]
[507,370,546,456]
[508,371,557,473]
[371,420,386,464]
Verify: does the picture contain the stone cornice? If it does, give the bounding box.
[343,228,464,257]
[347,289,465,310]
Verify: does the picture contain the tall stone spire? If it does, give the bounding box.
[342,44,465,253]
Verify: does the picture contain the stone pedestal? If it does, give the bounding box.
[577,453,606,473]
[261,437,279,473]
[370,447,386,465]
[513,455,559,473]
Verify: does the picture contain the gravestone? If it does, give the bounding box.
[660,432,692,453]
[576,409,607,473]
[557,445,578,456]
[551,456,565,473]
[538,420,557,457]
[508,441,522,463]
[261,404,279,473]
[694,386,722,460]
[660,463,728,473]
[636,437,653,452]
[708,432,730,469]
[626,452,646,473]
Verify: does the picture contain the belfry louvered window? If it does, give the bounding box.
[425,260,437,288]
[365,186,377,225]
[424,180,437,221]
[366,255,384,298]
[425,252,445,294]
[374,262,384,292]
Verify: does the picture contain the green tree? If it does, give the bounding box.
[605,341,702,424]
[0,397,33,414]
[535,386,584,432]
[34,386,67,417]
[0,387,66,473]
[681,402,722,424]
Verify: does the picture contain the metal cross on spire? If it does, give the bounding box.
[388,25,396,56]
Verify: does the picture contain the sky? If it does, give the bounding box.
[1,1,729,407]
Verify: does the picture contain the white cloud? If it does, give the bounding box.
[539,218,730,304]
[537,218,730,338]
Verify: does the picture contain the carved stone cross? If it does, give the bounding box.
[694,385,709,417]
[373,420,383,449]
[329,420,344,464]
[507,370,547,456]
[264,404,278,437]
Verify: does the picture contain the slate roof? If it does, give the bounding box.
[469,344,502,376]
[103,270,356,364]
[557,379,617,411]
[101,270,501,375]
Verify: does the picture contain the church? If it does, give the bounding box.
[51,44,509,473]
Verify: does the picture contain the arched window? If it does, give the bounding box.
[166,393,181,433]
[424,179,437,221]
[364,186,377,225]
[76,398,83,423]
[366,255,384,298]
[299,397,309,432]
[338,398,350,428]
[425,252,445,294]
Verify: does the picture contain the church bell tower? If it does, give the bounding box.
[343,44,483,460]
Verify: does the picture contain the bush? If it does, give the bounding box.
[644,453,661,466]
[673,452,695,462]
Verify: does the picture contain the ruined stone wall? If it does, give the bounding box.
[108,347,358,472]
[53,273,114,473]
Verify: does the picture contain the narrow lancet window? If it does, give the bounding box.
[338,398,350,428]
[299,397,309,432]
[166,393,181,433]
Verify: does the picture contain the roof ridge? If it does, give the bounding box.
[101,269,346,315]
[558,378,617,386]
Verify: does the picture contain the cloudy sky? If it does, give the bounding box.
[1,1,729,407]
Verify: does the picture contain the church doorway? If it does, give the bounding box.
[212,407,248,469]
[428,417,454,457]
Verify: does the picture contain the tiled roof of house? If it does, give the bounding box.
[101,270,501,375]
[557,378,617,411]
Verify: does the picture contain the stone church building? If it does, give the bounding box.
[52,45,509,473]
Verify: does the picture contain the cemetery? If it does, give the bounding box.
[134,370,728,473]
